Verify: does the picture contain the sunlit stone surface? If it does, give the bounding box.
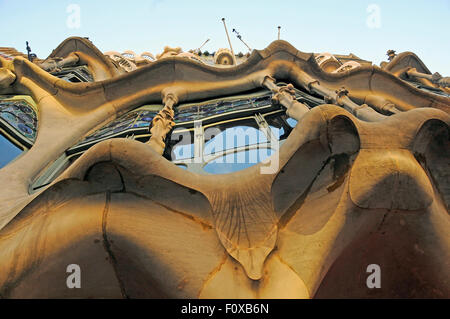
[0,37,448,298]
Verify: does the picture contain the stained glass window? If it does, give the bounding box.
[0,96,38,147]
[31,152,81,191]
[70,105,162,152]
[174,93,274,125]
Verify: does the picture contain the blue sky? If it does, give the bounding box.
[0,134,21,168]
[1,0,449,74]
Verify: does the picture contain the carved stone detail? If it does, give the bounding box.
[146,93,178,154]
[0,68,15,88]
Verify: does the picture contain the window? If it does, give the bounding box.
[32,103,162,192]
[0,133,23,169]
[286,117,297,128]
[68,104,162,154]
[173,92,274,126]
[52,66,93,82]
[30,152,81,192]
[0,96,37,170]
[203,148,274,174]
[122,53,135,59]
[0,96,38,148]
[166,89,303,174]
[141,55,155,61]
[265,112,293,140]
[203,122,267,155]
[31,83,321,190]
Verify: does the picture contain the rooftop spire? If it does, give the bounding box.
[221,18,236,65]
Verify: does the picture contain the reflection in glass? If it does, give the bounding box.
[203,148,274,174]
[170,130,195,160]
[286,118,297,128]
[270,126,285,139]
[0,133,23,169]
[264,113,293,141]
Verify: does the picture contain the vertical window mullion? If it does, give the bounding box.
[193,120,204,163]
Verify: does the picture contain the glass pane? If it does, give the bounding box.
[0,98,38,143]
[265,113,292,140]
[174,93,273,124]
[170,130,195,160]
[270,125,285,139]
[203,148,274,174]
[408,81,450,98]
[172,144,195,160]
[0,133,23,169]
[252,95,272,107]
[204,125,267,156]
[133,110,157,128]
[286,118,297,128]
[76,106,160,145]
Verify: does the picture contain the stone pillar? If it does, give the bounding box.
[39,52,80,72]
[147,93,178,155]
[262,76,310,121]
[0,68,16,88]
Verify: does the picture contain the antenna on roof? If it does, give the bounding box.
[26,41,32,61]
[221,18,236,65]
[278,26,281,40]
[196,38,210,54]
[232,28,252,52]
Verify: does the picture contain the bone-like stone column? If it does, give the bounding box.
[364,94,402,115]
[39,52,80,73]
[321,86,387,122]
[406,68,450,88]
[292,70,387,122]
[0,68,16,88]
[146,93,178,154]
[262,76,310,121]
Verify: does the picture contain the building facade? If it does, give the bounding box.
[0,37,448,298]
